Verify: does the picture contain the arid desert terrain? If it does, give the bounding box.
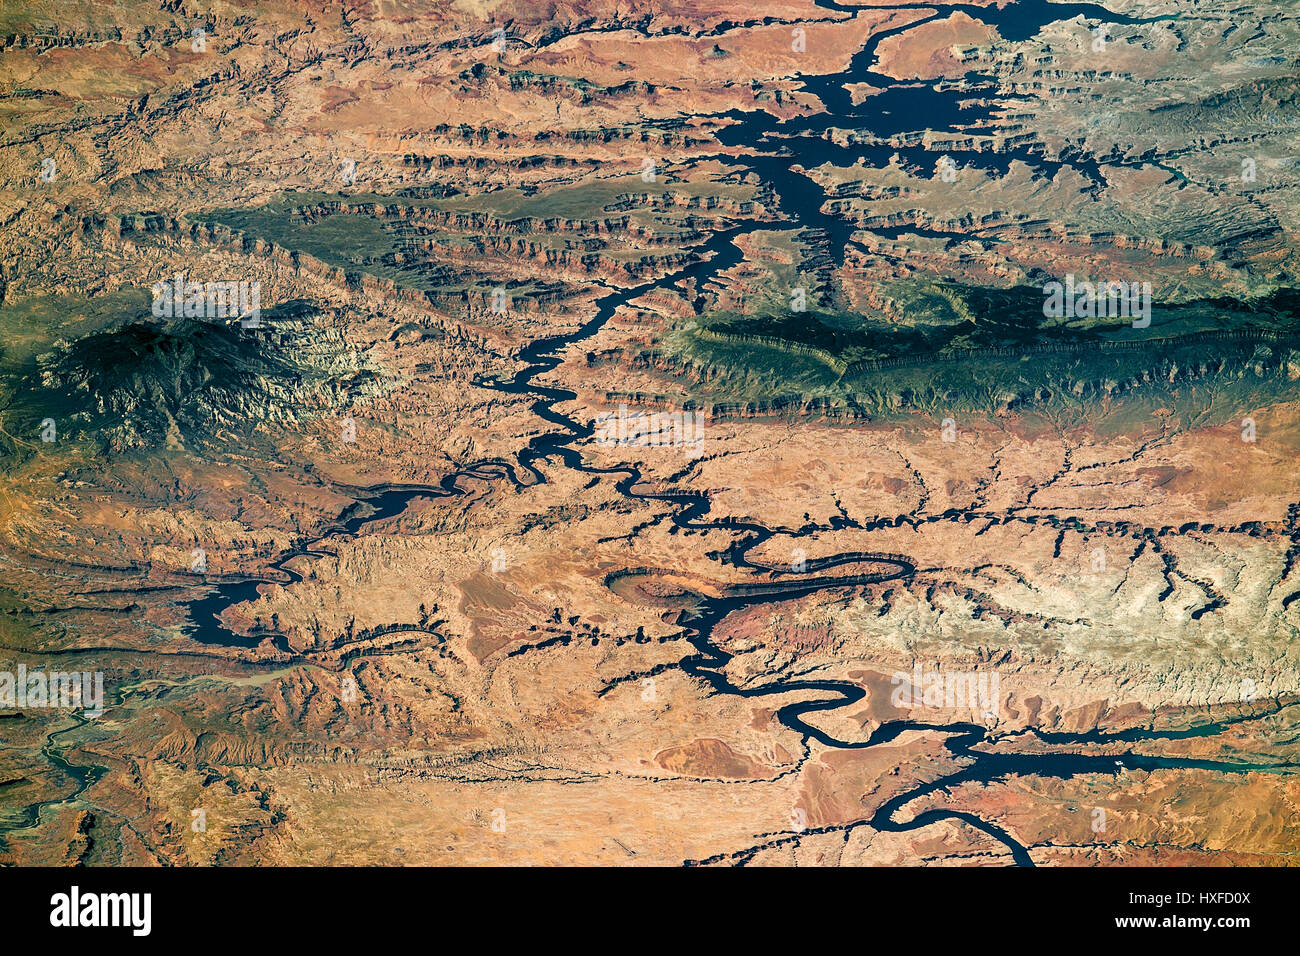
[2,0,1299,865]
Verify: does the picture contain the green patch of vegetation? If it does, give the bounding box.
[191,175,741,298]
[672,284,1300,425]
[0,290,151,376]
[0,299,372,458]
[196,199,435,289]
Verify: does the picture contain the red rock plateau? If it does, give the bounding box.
[0,0,1298,866]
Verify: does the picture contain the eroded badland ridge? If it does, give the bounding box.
[1,0,1299,865]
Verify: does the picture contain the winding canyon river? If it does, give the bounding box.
[24,0,1297,862]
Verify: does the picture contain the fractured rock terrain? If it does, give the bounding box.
[1,0,1299,866]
